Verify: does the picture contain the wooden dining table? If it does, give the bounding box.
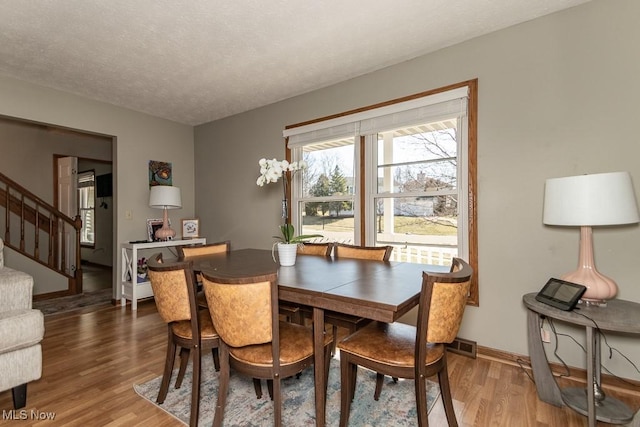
[189,248,442,426]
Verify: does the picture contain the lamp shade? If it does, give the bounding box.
[543,172,639,226]
[149,185,182,209]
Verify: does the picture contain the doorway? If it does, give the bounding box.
[54,155,114,294]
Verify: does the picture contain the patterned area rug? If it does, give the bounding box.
[33,288,112,315]
[134,355,440,426]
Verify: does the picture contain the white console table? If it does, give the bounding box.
[121,238,206,310]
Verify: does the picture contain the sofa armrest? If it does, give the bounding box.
[0,268,34,312]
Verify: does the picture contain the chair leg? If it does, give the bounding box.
[189,344,202,427]
[158,333,177,404]
[213,344,230,427]
[272,375,282,427]
[415,370,429,427]
[212,347,220,371]
[339,356,354,427]
[373,374,399,400]
[253,379,263,399]
[12,383,27,409]
[438,357,458,427]
[267,379,274,400]
[331,324,339,357]
[374,373,384,401]
[175,347,190,389]
[324,343,332,392]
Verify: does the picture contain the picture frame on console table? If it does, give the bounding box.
[181,218,199,238]
[146,218,166,242]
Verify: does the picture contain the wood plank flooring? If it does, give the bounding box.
[1,301,638,426]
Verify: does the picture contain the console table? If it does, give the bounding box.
[523,293,640,427]
[121,238,206,310]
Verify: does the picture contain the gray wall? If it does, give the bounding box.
[0,79,196,298]
[194,0,640,378]
[0,118,114,292]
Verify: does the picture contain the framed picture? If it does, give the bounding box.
[181,218,199,238]
[149,160,172,187]
[146,218,166,242]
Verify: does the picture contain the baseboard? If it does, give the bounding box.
[477,345,640,397]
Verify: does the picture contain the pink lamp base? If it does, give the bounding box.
[154,208,176,241]
[561,268,617,305]
[562,226,618,305]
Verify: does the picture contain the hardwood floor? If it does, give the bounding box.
[1,301,638,426]
[81,263,113,292]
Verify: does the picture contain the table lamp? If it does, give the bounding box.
[149,185,182,241]
[543,172,639,304]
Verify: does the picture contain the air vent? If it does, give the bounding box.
[446,337,477,359]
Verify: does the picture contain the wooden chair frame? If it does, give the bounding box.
[147,253,219,427]
[202,271,333,427]
[315,243,393,355]
[337,258,473,427]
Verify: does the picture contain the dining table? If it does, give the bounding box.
[189,248,443,426]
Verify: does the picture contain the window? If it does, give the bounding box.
[78,171,95,246]
[285,80,478,305]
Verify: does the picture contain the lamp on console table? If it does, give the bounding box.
[543,171,639,305]
[149,185,182,241]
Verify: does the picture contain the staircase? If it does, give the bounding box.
[0,172,82,297]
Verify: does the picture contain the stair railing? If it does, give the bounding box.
[0,171,82,294]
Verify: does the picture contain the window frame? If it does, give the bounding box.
[285,79,478,305]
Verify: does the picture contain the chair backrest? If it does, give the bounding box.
[418,257,473,345]
[333,243,393,261]
[177,240,231,259]
[146,253,198,325]
[297,242,333,257]
[201,272,278,349]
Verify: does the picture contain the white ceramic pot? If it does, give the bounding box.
[276,243,298,266]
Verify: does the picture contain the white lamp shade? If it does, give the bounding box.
[543,172,639,226]
[149,185,182,209]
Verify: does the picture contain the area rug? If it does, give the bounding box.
[33,288,112,315]
[134,355,440,426]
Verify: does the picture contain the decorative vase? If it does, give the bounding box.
[276,243,298,266]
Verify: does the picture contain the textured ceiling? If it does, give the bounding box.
[0,0,590,126]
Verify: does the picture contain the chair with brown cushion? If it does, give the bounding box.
[337,257,473,427]
[176,241,268,399]
[319,243,393,355]
[146,253,219,427]
[297,242,333,257]
[177,240,231,298]
[201,271,333,427]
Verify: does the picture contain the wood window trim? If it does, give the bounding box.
[285,79,479,306]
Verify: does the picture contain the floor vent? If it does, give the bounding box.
[446,337,477,359]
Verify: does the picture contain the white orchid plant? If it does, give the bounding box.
[257,158,322,244]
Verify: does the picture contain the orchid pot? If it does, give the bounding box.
[271,223,322,266]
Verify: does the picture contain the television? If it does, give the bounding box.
[96,173,112,198]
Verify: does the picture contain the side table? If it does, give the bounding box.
[523,293,640,427]
[121,238,206,310]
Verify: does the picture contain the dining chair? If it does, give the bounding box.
[176,241,269,400]
[337,257,473,427]
[201,270,333,427]
[279,242,334,325]
[177,241,231,290]
[319,243,393,356]
[146,253,219,427]
[297,242,333,257]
